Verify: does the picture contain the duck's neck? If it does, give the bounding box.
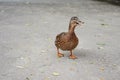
[68,25,76,34]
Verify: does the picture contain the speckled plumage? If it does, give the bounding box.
[55,32,78,51]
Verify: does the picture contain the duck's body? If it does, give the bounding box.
[55,17,84,59]
[55,32,78,51]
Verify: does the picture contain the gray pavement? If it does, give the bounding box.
[0,0,120,80]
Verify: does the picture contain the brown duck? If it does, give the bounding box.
[55,17,84,59]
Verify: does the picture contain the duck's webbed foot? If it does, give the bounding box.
[58,53,64,57]
[69,50,77,59]
[57,48,64,58]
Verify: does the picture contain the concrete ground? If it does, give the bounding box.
[0,0,120,80]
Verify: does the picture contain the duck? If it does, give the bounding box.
[55,16,84,59]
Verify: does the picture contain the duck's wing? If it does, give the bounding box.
[56,32,66,40]
[55,32,67,46]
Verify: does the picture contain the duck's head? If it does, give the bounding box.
[70,16,84,27]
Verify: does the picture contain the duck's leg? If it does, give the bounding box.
[57,48,64,57]
[69,50,77,59]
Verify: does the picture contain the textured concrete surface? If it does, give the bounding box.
[0,0,120,80]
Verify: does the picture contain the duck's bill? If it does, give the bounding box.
[79,21,84,24]
[81,22,84,24]
[77,21,84,25]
